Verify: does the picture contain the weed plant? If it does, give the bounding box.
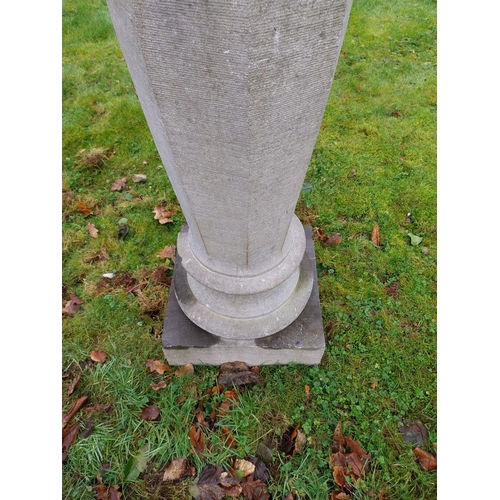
[63,0,436,498]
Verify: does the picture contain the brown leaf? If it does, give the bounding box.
[85,247,110,263]
[196,465,225,500]
[241,477,270,500]
[330,493,351,500]
[67,373,81,396]
[279,423,301,456]
[81,419,94,439]
[153,206,174,224]
[413,448,437,471]
[284,494,295,500]
[62,421,80,461]
[145,359,172,375]
[175,363,194,377]
[132,174,147,183]
[139,405,161,421]
[371,380,379,390]
[162,457,195,482]
[371,225,380,247]
[62,395,88,429]
[87,222,99,238]
[110,177,127,191]
[150,380,167,391]
[293,429,307,455]
[304,385,310,402]
[221,427,236,448]
[332,420,346,454]
[62,293,84,315]
[94,485,122,500]
[189,425,205,456]
[345,452,366,479]
[399,420,429,447]
[323,233,342,247]
[157,244,176,260]
[234,459,255,478]
[218,361,259,387]
[332,465,347,488]
[344,436,371,462]
[90,350,107,363]
[76,201,92,214]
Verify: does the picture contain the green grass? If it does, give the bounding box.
[62,0,436,498]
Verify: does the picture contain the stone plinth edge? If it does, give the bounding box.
[162,226,325,365]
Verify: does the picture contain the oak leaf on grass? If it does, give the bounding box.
[110,178,127,191]
[62,294,83,315]
[175,363,194,377]
[153,206,174,224]
[323,233,342,247]
[132,174,147,183]
[145,359,172,374]
[139,405,161,421]
[413,447,437,471]
[157,244,176,260]
[62,421,80,461]
[91,349,107,363]
[150,380,167,391]
[76,201,92,214]
[62,395,88,429]
[162,457,195,482]
[87,222,99,238]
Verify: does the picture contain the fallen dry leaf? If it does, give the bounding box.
[139,405,161,421]
[85,247,110,263]
[87,222,99,238]
[150,380,167,391]
[76,201,92,214]
[81,419,94,439]
[323,233,342,247]
[218,361,259,387]
[157,244,176,260]
[62,421,80,461]
[63,294,84,315]
[221,427,236,448]
[189,425,205,456]
[62,395,88,429]
[132,174,147,183]
[153,206,174,224]
[330,492,351,500]
[234,459,255,478]
[399,420,429,447]
[94,484,122,500]
[145,359,172,375]
[162,457,195,482]
[330,420,370,493]
[67,373,81,396]
[370,380,379,390]
[175,363,194,377]
[90,350,107,363]
[304,385,310,402]
[371,225,380,247]
[110,178,127,191]
[413,448,437,471]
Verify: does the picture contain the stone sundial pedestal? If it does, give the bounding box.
[107,0,352,365]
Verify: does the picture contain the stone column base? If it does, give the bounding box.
[162,226,325,365]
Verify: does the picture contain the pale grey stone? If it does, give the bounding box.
[107,1,352,353]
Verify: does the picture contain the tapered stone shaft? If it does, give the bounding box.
[107,0,352,340]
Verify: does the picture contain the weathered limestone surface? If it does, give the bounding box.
[107,0,352,359]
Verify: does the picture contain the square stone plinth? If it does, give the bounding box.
[162,226,324,365]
